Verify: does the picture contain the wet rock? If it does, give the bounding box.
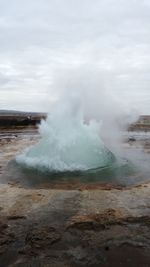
[126,215,150,225]
[128,136,136,142]
[0,219,15,254]
[7,215,26,221]
[10,260,69,267]
[25,226,61,249]
[67,209,124,230]
[66,245,105,266]
[0,221,8,231]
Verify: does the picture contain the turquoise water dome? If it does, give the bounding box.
[16,103,115,172]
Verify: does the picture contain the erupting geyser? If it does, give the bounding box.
[16,98,115,172]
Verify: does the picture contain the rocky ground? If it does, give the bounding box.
[0,126,150,267]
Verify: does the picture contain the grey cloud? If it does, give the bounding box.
[0,72,11,85]
[0,0,149,112]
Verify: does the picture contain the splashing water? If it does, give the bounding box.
[16,100,115,172]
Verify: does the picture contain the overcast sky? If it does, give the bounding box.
[0,0,150,113]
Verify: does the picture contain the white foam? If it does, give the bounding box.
[16,100,114,171]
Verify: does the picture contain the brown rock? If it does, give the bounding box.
[25,226,61,249]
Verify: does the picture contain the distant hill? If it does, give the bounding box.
[0,110,47,127]
[0,110,47,117]
[0,111,150,130]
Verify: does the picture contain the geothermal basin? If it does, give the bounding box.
[0,112,150,267]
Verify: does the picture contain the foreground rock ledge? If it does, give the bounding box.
[0,182,150,267]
